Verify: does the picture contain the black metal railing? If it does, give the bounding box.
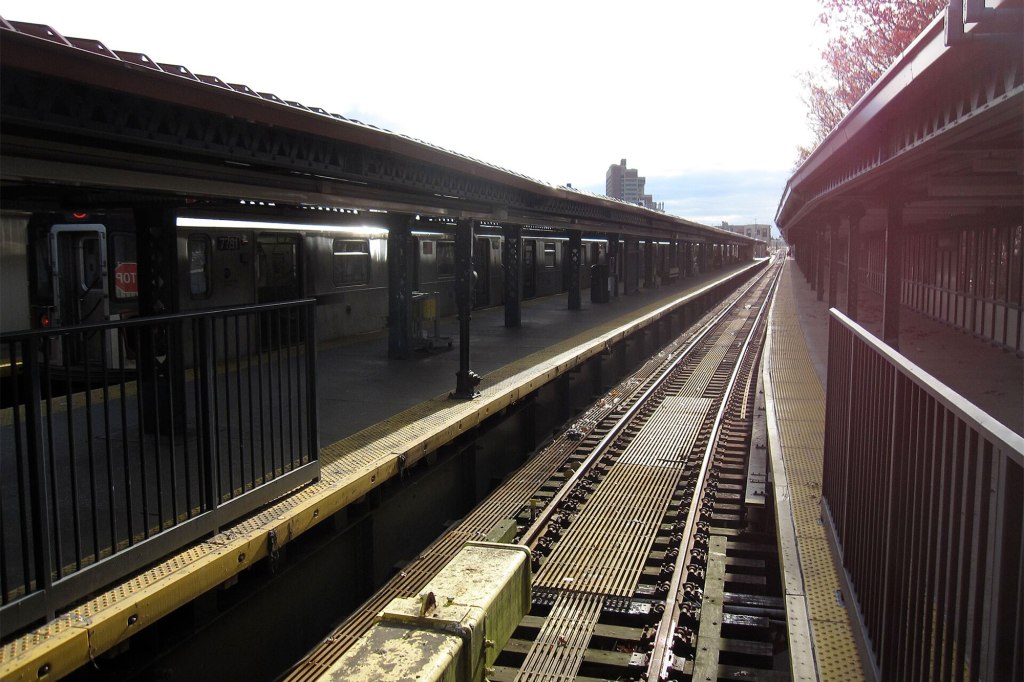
[0,300,319,637]
[823,308,1023,681]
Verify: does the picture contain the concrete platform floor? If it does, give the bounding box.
[785,257,1023,436]
[314,263,756,446]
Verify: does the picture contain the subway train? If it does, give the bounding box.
[0,209,652,344]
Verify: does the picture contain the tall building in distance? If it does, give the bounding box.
[605,158,663,211]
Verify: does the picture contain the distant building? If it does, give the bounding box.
[606,159,664,211]
[720,221,771,243]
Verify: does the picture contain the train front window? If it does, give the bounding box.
[188,235,211,298]
[332,239,369,286]
[544,242,556,268]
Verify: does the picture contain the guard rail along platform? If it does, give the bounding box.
[824,308,1024,681]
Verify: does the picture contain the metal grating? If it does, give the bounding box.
[535,397,709,596]
[617,397,711,467]
[514,592,603,682]
[674,319,742,399]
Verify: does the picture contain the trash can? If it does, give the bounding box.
[411,291,452,350]
[590,264,609,303]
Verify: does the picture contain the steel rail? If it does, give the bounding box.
[519,267,775,549]
[645,260,783,681]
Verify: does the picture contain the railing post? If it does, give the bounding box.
[839,314,856,543]
[197,317,219,520]
[879,363,904,668]
[304,302,320,470]
[22,339,55,619]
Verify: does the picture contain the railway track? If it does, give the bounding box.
[284,259,784,682]
[504,260,783,681]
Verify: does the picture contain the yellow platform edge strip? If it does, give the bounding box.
[762,262,867,681]
[0,263,759,681]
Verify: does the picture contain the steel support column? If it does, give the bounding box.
[134,205,185,433]
[624,237,639,294]
[802,237,813,284]
[846,205,864,321]
[568,230,582,310]
[387,215,414,359]
[644,239,656,289]
[452,218,480,399]
[882,198,904,349]
[608,234,620,297]
[828,219,839,309]
[502,223,522,328]
[815,230,825,301]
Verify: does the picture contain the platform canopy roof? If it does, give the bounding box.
[0,17,757,246]
[775,0,1023,239]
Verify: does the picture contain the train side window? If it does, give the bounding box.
[437,240,455,278]
[188,235,211,298]
[544,242,556,268]
[80,237,103,291]
[332,239,369,286]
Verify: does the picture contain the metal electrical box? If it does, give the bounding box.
[320,541,531,682]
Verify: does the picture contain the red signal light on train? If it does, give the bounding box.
[39,312,50,328]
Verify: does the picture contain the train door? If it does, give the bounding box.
[474,236,489,308]
[49,224,108,327]
[256,233,302,303]
[256,233,303,344]
[49,224,109,365]
[523,241,537,298]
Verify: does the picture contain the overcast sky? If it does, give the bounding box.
[4,1,825,231]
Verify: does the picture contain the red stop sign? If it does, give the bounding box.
[114,262,138,295]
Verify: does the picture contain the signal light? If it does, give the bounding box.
[39,312,51,328]
[72,212,89,220]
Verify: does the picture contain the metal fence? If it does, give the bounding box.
[0,300,319,637]
[823,308,1023,681]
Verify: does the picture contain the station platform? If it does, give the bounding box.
[788,261,1023,437]
[762,260,867,680]
[763,256,1024,680]
[0,262,761,682]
